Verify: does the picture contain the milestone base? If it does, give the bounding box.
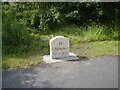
[43,52,79,63]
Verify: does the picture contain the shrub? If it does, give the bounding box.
[2,7,32,54]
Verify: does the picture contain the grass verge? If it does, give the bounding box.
[2,41,118,70]
[2,24,119,70]
[71,41,118,58]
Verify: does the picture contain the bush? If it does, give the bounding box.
[3,2,119,32]
[2,7,32,54]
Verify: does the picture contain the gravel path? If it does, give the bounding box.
[2,55,118,88]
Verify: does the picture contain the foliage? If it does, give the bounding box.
[14,3,63,31]
[2,2,120,31]
[2,2,119,70]
[2,4,32,54]
[2,2,120,55]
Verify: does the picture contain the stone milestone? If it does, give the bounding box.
[43,36,79,63]
[50,36,69,59]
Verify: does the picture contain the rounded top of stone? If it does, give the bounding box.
[50,36,68,42]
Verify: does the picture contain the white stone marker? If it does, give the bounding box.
[43,36,79,63]
[50,36,69,59]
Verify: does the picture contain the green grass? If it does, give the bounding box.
[2,24,119,70]
[71,41,118,58]
[2,41,118,70]
[2,51,45,70]
[35,24,118,45]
